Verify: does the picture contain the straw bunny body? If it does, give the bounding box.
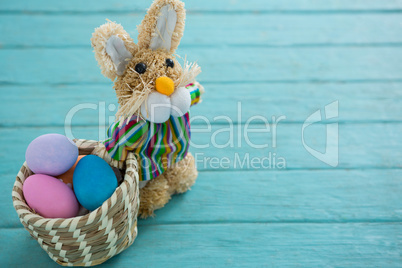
[91,0,203,218]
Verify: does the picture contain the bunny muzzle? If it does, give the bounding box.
[140,77,191,123]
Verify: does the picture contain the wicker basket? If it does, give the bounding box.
[12,139,140,266]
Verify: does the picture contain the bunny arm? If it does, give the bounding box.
[187,81,204,106]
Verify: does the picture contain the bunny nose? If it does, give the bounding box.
[155,77,175,96]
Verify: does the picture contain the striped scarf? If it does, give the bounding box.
[103,83,201,181]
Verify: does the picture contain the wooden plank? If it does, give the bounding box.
[1,0,401,267]
[2,13,402,48]
[1,82,401,127]
[2,223,401,267]
[1,123,401,176]
[3,169,402,228]
[137,170,402,226]
[1,47,402,84]
[2,0,402,12]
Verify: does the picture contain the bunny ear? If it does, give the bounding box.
[137,0,186,53]
[91,22,137,80]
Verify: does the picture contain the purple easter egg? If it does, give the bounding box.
[25,134,78,176]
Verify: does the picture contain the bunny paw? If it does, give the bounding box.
[164,152,198,195]
[139,175,170,218]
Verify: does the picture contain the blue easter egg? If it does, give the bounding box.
[73,155,118,211]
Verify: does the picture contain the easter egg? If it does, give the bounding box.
[57,155,85,189]
[25,134,78,176]
[23,174,79,218]
[73,155,118,211]
[77,206,90,217]
[112,167,124,184]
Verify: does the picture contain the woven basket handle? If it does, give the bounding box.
[73,139,99,155]
[74,139,125,169]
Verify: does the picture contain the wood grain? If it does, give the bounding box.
[2,47,402,85]
[1,82,402,127]
[1,224,401,267]
[0,123,401,177]
[2,169,402,228]
[2,0,402,12]
[2,14,402,48]
[1,0,402,266]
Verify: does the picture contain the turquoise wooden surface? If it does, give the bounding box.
[1,0,402,267]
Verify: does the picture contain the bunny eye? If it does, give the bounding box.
[165,59,174,68]
[135,63,147,74]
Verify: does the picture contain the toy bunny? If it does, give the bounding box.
[90,0,203,218]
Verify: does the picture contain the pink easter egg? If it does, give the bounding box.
[23,174,79,218]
